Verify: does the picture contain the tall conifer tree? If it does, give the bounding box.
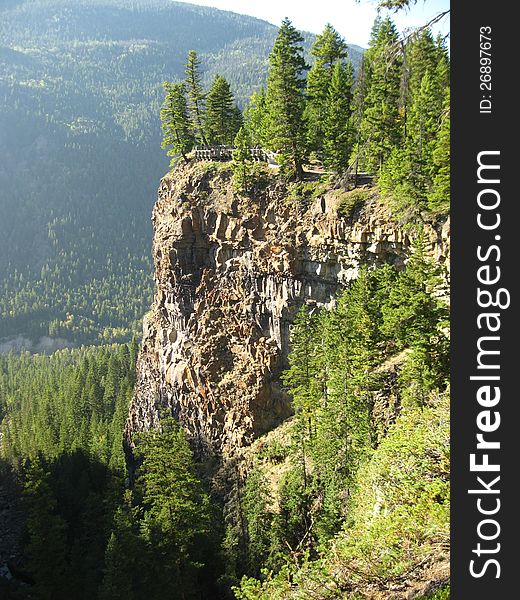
[427,87,450,212]
[323,61,354,173]
[305,24,349,153]
[232,126,253,192]
[204,75,240,145]
[359,17,402,174]
[244,87,268,146]
[379,27,449,211]
[24,459,70,599]
[265,18,308,178]
[134,419,213,598]
[160,82,194,164]
[185,50,208,147]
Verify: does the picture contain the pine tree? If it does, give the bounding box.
[410,31,439,87]
[100,492,142,600]
[134,419,213,598]
[401,29,439,136]
[24,458,70,599]
[282,305,323,493]
[102,354,120,414]
[323,61,354,173]
[68,489,108,599]
[313,270,379,539]
[359,17,402,175]
[305,24,349,153]
[109,381,131,472]
[242,467,274,576]
[379,28,449,211]
[232,126,253,193]
[381,236,449,353]
[204,75,240,145]
[185,50,208,147]
[231,104,244,141]
[244,87,268,147]
[351,54,369,183]
[265,18,308,178]
[160,81,194,164]
[282,305,322,438]
[381,239,449,403]
[405,69,445,193]
[427,87,450,212]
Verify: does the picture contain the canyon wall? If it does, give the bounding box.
[125,164,449,461]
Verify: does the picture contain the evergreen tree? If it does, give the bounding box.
[242,467,274,575]
[405,69,445,193]
[68,490,109,599]
[244,87,268,147]
[409,31,442,89]
[433,33,450,91]
[231,104,244,140]
[101,492,143,600]
[185,50,208,147]
[103,354,120,414]
[134,418,213,599]
[323,61,355,173]
[305,24,349,153]
[313,270,379,539]
[282,305,322,441]
[379,28,449,212]
[351,54,369,182]
[24,458,70,599]
[160,82,194,164]
[282,305,323,495]
[359,17,402,175]
[204,75,240,145]
[381,236,449,401]
[265,19,308,178]
[401,29,439,135]
[232,126,253,193]
[428,87,450,212]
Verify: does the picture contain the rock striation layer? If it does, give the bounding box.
[126,164,449,461]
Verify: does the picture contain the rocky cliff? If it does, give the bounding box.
[125,163,449,463]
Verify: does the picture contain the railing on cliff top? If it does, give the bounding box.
[194,145,278,165]
[192,145,374,186]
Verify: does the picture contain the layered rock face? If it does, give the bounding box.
[126,164,449,461]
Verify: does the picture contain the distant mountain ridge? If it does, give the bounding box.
[0,0,363,347]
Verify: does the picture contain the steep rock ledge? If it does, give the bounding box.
[126,164,449,461]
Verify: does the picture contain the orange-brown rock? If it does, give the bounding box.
[125,163,449,461]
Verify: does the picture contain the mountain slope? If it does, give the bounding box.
[0,0,364,348]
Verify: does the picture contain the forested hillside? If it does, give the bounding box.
[233,253,450,599]
[0,0,363,348]
[0,3,450,598]
[0,249,450,599]
[144,12,451,599]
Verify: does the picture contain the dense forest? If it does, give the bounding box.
[1,2,450,598]
[154,10,451,597]
[0,0,363,348]
[232,246,450,598]
[0,250,450,599]
[161,14,449,214]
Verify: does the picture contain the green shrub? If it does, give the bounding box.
[336,188,371,219]
[257,438,288,463]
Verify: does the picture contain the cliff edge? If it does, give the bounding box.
[125,163,449,462]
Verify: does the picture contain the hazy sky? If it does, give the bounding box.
[180,0,450,47]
